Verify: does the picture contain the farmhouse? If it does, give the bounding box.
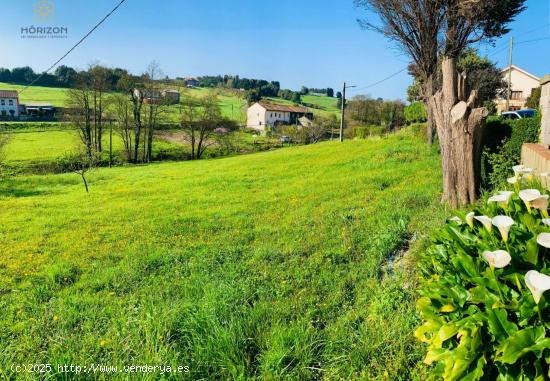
[247,102,313,130]
[184,77,200,88]
[496,65,540,113]
[135,88,180,105]
[162,89,180,104]
[0,90,19,118]
[21,103,57,118]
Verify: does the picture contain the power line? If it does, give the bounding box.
[347,30,549,94]
[348,67,408,93]
[19,0,127,94]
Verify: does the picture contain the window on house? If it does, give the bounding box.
[1,100,4,105]
[511,91,523,100]
[8,100,13,105]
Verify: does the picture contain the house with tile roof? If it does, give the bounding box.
[496,65,540,113]
[0,90,19,118]
[247,102,313,130]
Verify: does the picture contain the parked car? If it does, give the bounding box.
[501,108,536,120]
[280,135,291,143]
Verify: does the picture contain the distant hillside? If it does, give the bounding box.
[0,82,339,122]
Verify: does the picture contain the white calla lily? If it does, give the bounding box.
[519,189,547,211]
[537,232,550,248]
[488,194,507,203]
[519,189,542,203]
[513,164,526,175]
[465,212,475,229]
[482,250,511,269]
[474,215,492,232]
[525,270,550,304]
[542,219,550,226]
[449,216,463,225]
[507,177,518,184]
[531,195,549,211]
[488,191,514,207]
[491,215,515,242]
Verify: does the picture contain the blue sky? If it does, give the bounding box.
[0,0,549,100]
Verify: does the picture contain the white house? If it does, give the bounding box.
[496,65,540,113]
[0,90,19,118]
[247,102,313,130]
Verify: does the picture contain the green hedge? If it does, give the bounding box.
[482,115,540,189]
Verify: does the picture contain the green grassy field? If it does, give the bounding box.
[3,126,184,174]
[0,82,69,106]
[0,128,444,379]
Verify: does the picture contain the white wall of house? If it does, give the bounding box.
[265,111,290,125]
[247,103,267,130]
[496,66,540,112]
[0,97,19,117]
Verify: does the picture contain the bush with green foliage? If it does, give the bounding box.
[482,115,540,189]
[417,172,550,380]
[404,102,427,124]
[353,125,385,139]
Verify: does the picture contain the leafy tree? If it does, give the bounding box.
[10,66,35,83]
[458,48,506,105]
[179,93,232,159]
[300,86,309,95]
[0,68,11,82]
[54,65,77,87]
[404,102,427,124]
[246,89,262,104]
[326,88,334,97]
[526,86,541,109]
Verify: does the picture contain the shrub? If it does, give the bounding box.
[404,102,427,124]
[417,171,550,380]
[353,125,385,139]
[482,116,540,189]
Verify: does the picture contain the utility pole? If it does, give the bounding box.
[506,36,514,112]
[339,82,356,142]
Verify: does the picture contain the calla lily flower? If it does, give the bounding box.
[519,189,548,211]
[537,232,550,248]
[449,216,463,225]
[482,250,511,268]
[465,212,475,229]
[474,215,492,232]
[519,189,542,203]
[491,215,515,242]
[507,177,518,184]
[488,191,514,207]
[512,164,525,174]
[525,270,550,303]
[542,219,550,226]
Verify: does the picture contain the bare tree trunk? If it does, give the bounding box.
[429,57,488,207]
[80,171,89,193]
[422,76,436,146]
[98,91,103,153]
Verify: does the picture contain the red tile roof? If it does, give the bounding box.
[258,102,310,113]
[0,90,18,98]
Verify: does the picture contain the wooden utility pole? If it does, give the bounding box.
[339,83,356,142]
[340,83,346,142]
[506,36,514,112]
